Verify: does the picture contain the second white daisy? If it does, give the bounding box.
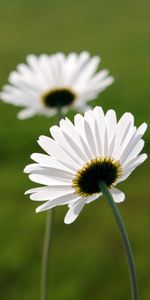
[24,106,147,223]
[0,52,114,119]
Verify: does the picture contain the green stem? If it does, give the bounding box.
[98,181,139,300]
[41,210,54,300]
[57,106,63,122]
[40,108,63,300]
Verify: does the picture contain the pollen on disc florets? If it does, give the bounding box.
[42,88,76,108]
[72,156,122,197]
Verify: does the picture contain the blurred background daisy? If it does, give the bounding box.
[0,0,149,300]
[0,52,114,119]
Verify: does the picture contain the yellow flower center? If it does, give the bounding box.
[72,156,122,197]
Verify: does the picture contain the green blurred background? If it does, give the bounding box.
[0,0,149,299]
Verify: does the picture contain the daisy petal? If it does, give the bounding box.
[17,108,36,119]
[31,153,75,173]
[38,135,79,170]
[137,123,147,136]
[105,109,117,154]
[64,199,86,224]
[29,173,71,186]
[85,194,100,204]
[113,113,134,154]
[25,184,72,195]
[123,140,145,164]
[123,153,148,174]
[36,193,80,213]
[111,187,125,203]
[30,188,74,201]
[74,113,93,159]
[84,112,97,157]
[50,124,86,165]
[24,163,42,173]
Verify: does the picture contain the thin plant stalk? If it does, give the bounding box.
[98,181,139,300]
[40,108,63,300]
[41,210,54,300]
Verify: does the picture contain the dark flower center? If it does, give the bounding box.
[72,157,122,197]
[42,88,76,108]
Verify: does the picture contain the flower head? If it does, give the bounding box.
[24,106,147,224]
[0,52,114,119]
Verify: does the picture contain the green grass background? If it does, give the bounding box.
[0,0,150,299]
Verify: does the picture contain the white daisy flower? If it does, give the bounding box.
[24,106,147,224]
[0,52,114,119]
